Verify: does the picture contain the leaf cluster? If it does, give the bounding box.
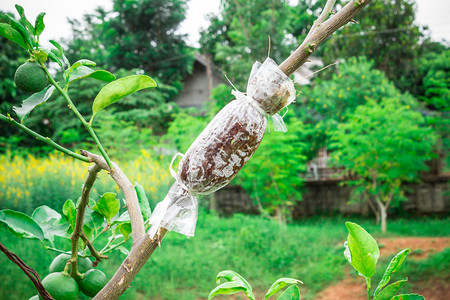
[0,182,153,259]
[209,270,302,300]
[345,222,424,300]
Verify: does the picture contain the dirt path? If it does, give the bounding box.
[316,237,450,300]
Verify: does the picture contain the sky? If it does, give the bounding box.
[0,0,448,48]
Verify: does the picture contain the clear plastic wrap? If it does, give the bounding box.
[148,58,295,238]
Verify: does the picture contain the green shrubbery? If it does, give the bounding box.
[1,214,448,300]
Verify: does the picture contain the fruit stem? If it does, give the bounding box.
[40,62,114,170]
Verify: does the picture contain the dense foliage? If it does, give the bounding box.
[330,98,435,232]
[0,0,448,224]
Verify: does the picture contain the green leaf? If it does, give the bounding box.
[92,75,157,114]
[118,223,132,241]
[208,281,249,300]
[34,12,46,37]
[68,66,115,84]
[83,224,94,241]
[68,59,96,72]
[277,285,300,300]
[15,4,35,35]
[0,23,27,49]
[265,278,303,299]
[373,278,407,300]
[111,211,130,226]
[215,270,255,300]
[13,86,55,122]
[32,206,70,241]
[84,209,104,238]
[391,294,424,300]
[50,40,69,66]
[45,49,63,68]
[0,209,44,240]
[117,246,130,256]
[6,14,34,49]
[34,49,48,63]
[92,192,120,223]
[135,182,152,221]
[62,199,77,230]
[374,249,411,296]
[345,222,380,278]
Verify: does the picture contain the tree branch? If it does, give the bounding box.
[0,113,89,163]
[80,232,108,267]
[304,0,336,41]
[93,228,167,300]
[80,150,145,242]
[41,62,114,170]
[70,164,101,277]
[0,242,54,300]
[279,0,371,76]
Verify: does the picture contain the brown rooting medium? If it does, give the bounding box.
[179,99,266,194]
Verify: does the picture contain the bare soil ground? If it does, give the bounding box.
[316,237,450,300]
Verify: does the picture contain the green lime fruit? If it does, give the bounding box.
[14,61,48,93]
[39,273,78,300]
[49,253,92,274]
[79,269,108,297]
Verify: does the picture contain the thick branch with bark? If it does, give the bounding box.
[80,150,145,242]
[94,228,167,299]
[279,0,371,76]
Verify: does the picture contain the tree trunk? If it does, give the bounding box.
[375,197,387,233]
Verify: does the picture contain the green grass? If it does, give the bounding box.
[0,215,448,300]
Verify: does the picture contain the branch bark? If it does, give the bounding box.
[93,228,167,300]
[279,0,371,76]
[70,164,101,277]
[80,150,145,242]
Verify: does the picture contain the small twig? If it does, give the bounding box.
[305,0,337,41]
[0,113,89,163]
[70,164,101,277]
[80,150,145,243]
[279,0,371,76]
[100,240,127,255]
[80,232,108,267]
[40,62,114,170]
[0,242,54,300]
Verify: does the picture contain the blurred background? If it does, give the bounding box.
[0,0,448,299]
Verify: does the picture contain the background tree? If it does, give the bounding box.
[199,0,295,86]
[299,57,417,160]
[417,49,450,172]
[66,0,194,86]
[321,0,422,92]
[330,98,435,233]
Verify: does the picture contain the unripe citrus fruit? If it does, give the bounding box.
[49,253,92,274]
[79,269,108,297]
[14,61,47,93]
[39,273,78,300]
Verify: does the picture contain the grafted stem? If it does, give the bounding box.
[70,164,101,277]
